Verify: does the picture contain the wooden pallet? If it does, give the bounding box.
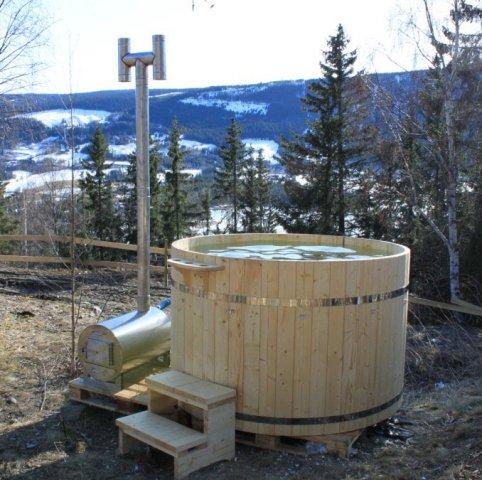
[236,429,363,457]
[70,376,362,457]
[69,377,148,414]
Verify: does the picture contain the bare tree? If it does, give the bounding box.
[370,0,480,304]
[0,0,49,94]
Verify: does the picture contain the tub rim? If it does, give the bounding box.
[171,233,410,265]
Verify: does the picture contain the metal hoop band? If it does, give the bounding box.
[171,279,408,308]
[236,392,402,425]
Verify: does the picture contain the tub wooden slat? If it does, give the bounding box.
[202,270,215,380]
[214,257,230,386]
[184,270,194,375]
[191,271,205,379]
[310,262,330,418]
[275,261,296,436]
[340,260,360,430]
[324,261,346,432]
[291,262,313,436]
[228,260,244,408]
[257,261,279,435]
[242,260,262,419]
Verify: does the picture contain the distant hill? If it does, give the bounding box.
[5,70,426,146]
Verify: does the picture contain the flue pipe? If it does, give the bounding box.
[118,35,166,313]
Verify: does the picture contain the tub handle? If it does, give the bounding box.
[168,258,225,272]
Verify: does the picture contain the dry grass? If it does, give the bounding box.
[0,266,481,480]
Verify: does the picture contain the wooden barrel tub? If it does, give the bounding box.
[168,233,410,436]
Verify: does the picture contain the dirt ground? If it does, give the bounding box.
[0,266,481,480]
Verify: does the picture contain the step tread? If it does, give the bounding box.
[116,411,207,455]
[147,370,236,408]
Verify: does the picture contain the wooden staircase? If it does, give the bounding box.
[116,371,236,479]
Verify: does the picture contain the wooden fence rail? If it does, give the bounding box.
[409,294,482,317]
[0,234,480,317]
[0,234,169,255]
[0,234,169,273]
[0,255,165,273]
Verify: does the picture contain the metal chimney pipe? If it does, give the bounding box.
[152,35,166,80]
[135,59,150,312]
[118,36,166,313]
[118,38,131,82]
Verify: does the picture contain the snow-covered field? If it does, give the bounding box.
[157,169,202,183]
[4,138,89,165]
[242,139,279,164]
[4,169,89,195]
[19,109,112,128]
[180,139,216,151]
[181,97,268,115]
[202,85,268,98]
[150,91,183,99]
[109,143,136,157]
[3,163,129,195]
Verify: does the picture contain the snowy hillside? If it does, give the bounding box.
[19,109,112,127]
[1,71,425,191]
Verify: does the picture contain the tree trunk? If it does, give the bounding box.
[444,96,461,302]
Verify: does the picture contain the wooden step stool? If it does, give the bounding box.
[116,371,236,479]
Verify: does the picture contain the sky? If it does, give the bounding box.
[30,0,444,94]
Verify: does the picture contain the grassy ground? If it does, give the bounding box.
[0,266,480,480]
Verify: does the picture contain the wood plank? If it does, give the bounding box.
[257,260,278,435]
[183,270,194,376]
[242,260,262,418]
[0,234,167,254]
[202,270,216,380]
[148,371,235,408]
[274,261,296,436]
[324,261,346,433]
[116,411,207,455]
[311,262,330,411]
[69,377,121,396]
[292,262,313,436]
[227,259,244,400]
[191,271,206,380]
[214,257,230,386]
[0,255,165,272]
[339,260,360,433]
[409,294,482,317]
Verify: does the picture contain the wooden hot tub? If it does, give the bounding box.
[168,233,410,436]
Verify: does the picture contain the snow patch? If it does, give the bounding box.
[109,143,136,157]
[150,91,183,99]
[4,166,124,195]
[4,169,89,194]
[181,139,216,151]
[243,139,279,164]
[180,97,268,115]
[19,109,111,127]
[295,175,308,186]
[157,169,202,183]
[202,85,268,98]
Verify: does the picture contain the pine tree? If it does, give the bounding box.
[240,152,258,232]
[254,150,277,233]
[79,127,120,241]
[215,119,248,233]
[240,149,276,233]
[201,188,211,235]
[123,140,163,246]
[160,118,193,244]
[278,24,366,235]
